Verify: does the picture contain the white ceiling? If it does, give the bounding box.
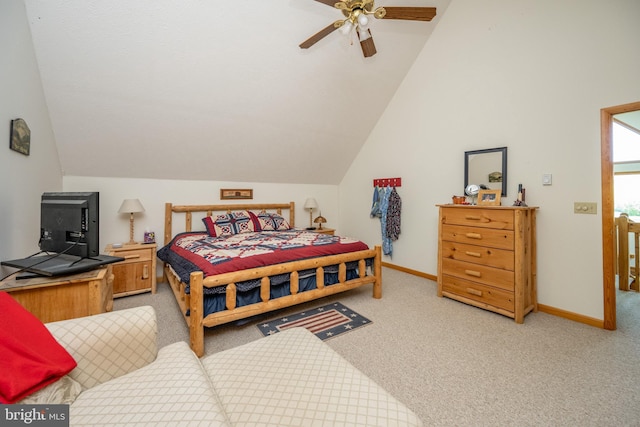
[24,0,450,185]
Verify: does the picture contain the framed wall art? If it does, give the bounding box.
[478,189,502,206]
[220,188,253,200]
[10,118,30,156]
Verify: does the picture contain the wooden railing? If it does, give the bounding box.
[616,213,640,291]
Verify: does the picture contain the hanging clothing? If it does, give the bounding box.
[386,187,402,241]
[370,185,402,257]
[379,187,393,256]
[370,186,383,218]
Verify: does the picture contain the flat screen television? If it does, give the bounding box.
[39,192,99,258]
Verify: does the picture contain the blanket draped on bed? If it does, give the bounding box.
[157,230,369,294]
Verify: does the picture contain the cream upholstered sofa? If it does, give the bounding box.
[46,306,423,426]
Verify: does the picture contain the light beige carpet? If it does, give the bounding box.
[115,267,640,426]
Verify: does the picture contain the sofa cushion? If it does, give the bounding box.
[46,306,158,390]
[71,341,231,426]
[201,327,423,426]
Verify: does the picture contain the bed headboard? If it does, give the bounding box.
[164,202,295,245]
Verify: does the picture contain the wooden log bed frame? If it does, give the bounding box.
[163,202,382,357]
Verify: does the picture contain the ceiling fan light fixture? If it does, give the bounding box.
[357,12,369,27]
[358,27,371,41]
[340,19,354,35]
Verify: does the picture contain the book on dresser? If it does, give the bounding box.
[437,205,537,323]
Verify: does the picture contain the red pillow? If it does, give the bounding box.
[0,292,77,404]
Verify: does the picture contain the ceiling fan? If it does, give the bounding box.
[299,0,436,58]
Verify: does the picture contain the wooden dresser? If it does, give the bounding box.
[437,205,537,323]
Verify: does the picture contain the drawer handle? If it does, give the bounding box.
[465,251,481,258]
[466,288,483,297]
[124,254,141,260]
[464,269,481,278]
[465,232,482,239]
[465,215,482,220]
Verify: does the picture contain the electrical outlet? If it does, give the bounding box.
[574,202,597,214]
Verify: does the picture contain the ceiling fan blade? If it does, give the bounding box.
[313,0,338,6]
[299,22,340,49]
[357,29,377,58]
[381,6,437,21]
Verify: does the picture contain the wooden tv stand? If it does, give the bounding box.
[0,266,113,323]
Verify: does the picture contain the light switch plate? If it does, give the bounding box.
[542,174,552,185]
[574,202,597,214]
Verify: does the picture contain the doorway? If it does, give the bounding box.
[601,101,640,330]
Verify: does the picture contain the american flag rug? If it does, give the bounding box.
[257,302,372,341]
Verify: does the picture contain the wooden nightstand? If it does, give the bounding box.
[105,243,157,298]
[310,228,335,235]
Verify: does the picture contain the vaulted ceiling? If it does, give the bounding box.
[24,0,449,184]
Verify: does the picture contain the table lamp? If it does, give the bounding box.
[118,199,145,244]
[304,198,318,230]
[314,214,327,230]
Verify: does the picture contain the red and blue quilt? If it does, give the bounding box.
[157,230,369,290]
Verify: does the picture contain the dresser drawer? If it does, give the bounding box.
[110,247,153,264]
[441,258,514,291]
[441,224,514,251]
[440,240,514,271]
[441,207,514,230]
[441,275,514,312]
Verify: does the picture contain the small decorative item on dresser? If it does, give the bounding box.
[452,195,466,204]
[513,183,528,207]
[477,189,501,206]
[144,231,155,244]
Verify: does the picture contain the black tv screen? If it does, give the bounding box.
[39,192,99,258]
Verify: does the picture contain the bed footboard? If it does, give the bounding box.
[188,245,382,357]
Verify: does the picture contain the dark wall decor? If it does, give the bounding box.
[10,118,30,156]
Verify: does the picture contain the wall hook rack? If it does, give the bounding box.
[373,177,402,187]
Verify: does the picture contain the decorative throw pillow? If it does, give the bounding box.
[0,293,77,404]
[202,211,261,237]
[256,212,292,231]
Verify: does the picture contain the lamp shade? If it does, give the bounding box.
[118,199,145,214]
[304,198,318,210]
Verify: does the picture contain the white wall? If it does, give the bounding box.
[0,1,62,271]
[339,0,640,320]
[64,176,340,251]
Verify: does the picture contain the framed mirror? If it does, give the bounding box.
[464,147,507,196]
